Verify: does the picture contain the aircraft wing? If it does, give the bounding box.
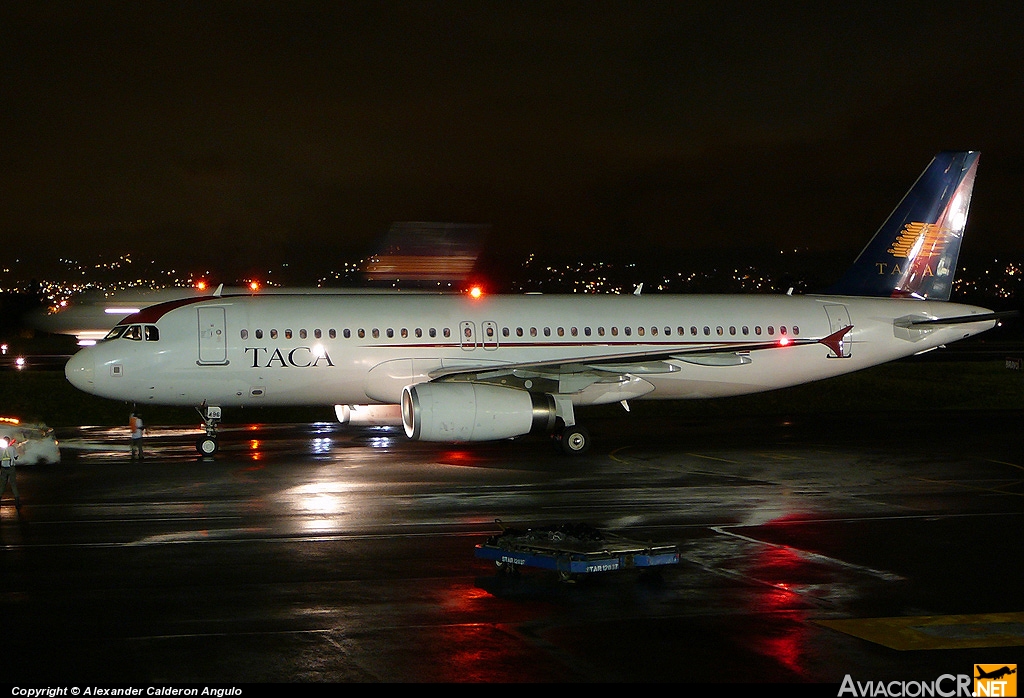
[428,326,853,391]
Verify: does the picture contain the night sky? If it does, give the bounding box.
[4,1,1024,277]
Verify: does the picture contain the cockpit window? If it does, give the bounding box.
[104,326,127,341]
[124,325,143,341]
[145,325,160,341]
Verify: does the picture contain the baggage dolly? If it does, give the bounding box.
[475,520,679,582]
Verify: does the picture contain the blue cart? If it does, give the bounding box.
[475,521,679,582]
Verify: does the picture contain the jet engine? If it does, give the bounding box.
[402,383,556,442]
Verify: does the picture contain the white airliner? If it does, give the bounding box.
[65,152,1006,455]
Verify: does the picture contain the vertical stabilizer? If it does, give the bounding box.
[826,151,979,300]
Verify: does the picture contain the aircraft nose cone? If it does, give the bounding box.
[65,350,95,390]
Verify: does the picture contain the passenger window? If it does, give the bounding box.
[636,327,644,336]
[315,329,322,339]
[299,329,307,339]
[598,327,605,336]
[544,327,551,337]
[358,329,365,338]
[416,328,423,338]
[429,328,437,338]
[387,329,394,338]
[624,327,631,336]
[793,326,800,335]
[755,326,762,335]
[270,330,278,339]
[256,329,264,339]
[372,329,380,339]
[780,326,787,335]
[729,326,736,336]
[285,329,292,339]
[443,328,451,338]
[611,327,618,336]
[516,327,523,337]
[651,327,657,336]
[716,326,723,336]
[329,329,336,339]
[343,329,351,339]
[584,327,591,337]
[556,327,564,337]
[742,326,749,335]
[690,326,698,336]
[767,326,775,335]
[240,329,248,340]
[703,326,710,336]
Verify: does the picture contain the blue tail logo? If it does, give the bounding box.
[826,151,979,300]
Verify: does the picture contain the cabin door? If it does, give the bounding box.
[197,307,228,365]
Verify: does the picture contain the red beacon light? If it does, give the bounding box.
[468,285,483,299]
[249,280,261,293]
[778,336,792,347]
[195,280,208,292]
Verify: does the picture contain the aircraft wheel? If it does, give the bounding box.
[560,426,590,455]
[197,437,219,456]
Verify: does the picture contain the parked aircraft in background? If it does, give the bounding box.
[65,152,1005,455]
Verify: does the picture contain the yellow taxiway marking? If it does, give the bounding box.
[816,612,1024,650]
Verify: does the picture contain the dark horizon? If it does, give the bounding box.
[4,3,1024,274]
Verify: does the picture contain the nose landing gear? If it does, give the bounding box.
[195,405,222,456]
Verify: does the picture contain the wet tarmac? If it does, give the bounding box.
[2,409,1023,684]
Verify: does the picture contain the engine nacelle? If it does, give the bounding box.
[402,383,556,442]
[335,404,404,427]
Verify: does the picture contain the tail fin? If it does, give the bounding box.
[825,151,979,300]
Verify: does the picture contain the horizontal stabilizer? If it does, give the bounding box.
[896,310,1016,327]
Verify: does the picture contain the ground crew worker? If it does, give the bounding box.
[130,411,145,461]
[1,436,20,511]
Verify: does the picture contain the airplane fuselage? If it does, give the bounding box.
[65,291,995,408]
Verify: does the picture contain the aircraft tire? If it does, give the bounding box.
[560,426,590,455]
[197,437,219,456]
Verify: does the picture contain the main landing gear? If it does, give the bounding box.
[196,405,222,455]
[554,424,591,455]
[550,395,591,455]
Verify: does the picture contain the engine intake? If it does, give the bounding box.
[402,383,555,442]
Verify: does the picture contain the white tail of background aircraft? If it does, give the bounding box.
[65,152,1006,455]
